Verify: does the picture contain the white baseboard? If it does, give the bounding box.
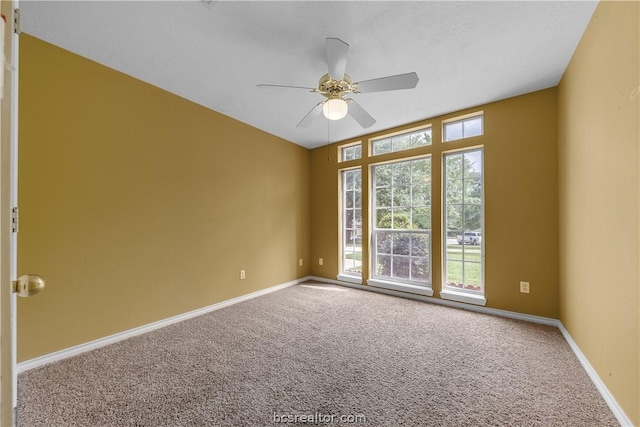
[18,274,633,426]
[308,275,633,425]
[557,323,634,427]
[17,277,309,374]
[308,276,558,326]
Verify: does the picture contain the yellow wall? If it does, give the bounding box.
[17,35,310,361]
[18,3,640,420]
[558,1,640,424]
[311,88,559,318]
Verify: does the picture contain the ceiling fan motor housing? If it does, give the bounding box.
[318,73,353,99]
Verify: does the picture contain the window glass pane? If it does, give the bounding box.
[371,127,431,156]
[411,234,428,257]
[393,257,411,279]
[375,165,392,187]
[376,208,392,229]
[446,261,464,288]
[392,233,411,256]
[463,245,480,260]
[446,204,463,235]
[412,186,428,206]
[344,148,354,161]
[345,190,354,209]
[444,122,463,141]
[411,129,432,148]
[411,258,428,281]
[464,262,482,290]
[392,134,411,152]
[392,208,411,229]
[393,162,411,186]
[445,179,463,204]
[345,172,354,189]
[447,240,463,261]
[345,209,355,229]
[376,255,391,276]
[354,145,362,159]
[354,209,362,229]
[411,158,429,183]
[446,154,463,180]
[464,150,483,177]
[463,116,483,138]
[372,138,392,155]
[392,186,410,207]
[464,178,481,202]
[412,207,429,230]
[463,204,482,231]
[375,188,391,208]
[376,232,392,254]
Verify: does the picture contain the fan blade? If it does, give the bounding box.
[346,99,376,128]
[296,102,324,128]
[354,72,419,93]
[326,37,349,81]
[257,84,315,91]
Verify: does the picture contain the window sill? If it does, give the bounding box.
[367,279,434,297]
[337,274,363,285]
[439,289,486,306]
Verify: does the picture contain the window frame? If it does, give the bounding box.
[338,142,362,163]
[442,112,484,143]
[367,155,433,296]
[441,146,486,306]
[369,124,432,157]
[337,167,363,284]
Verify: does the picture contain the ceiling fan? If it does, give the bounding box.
[257,37,419,129]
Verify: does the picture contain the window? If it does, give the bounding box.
[339,143,362,162]
[369,157,432,296]
[442,148,485,305]
[338,168,362,283]
[371,126,431,156]
[443,113,483,142]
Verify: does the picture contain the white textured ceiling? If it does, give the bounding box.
[21,1,597,149]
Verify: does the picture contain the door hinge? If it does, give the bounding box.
[11,207,18,233]
[14,9,20,35]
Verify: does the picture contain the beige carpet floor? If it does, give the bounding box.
[18,282,618,426]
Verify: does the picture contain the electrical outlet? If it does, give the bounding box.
[299,259,303,267]
[319,258,324,266]
[240,270,246,280]
[520,281,530,293]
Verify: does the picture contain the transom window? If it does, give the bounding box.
[339,143,362,162]
[371,126,431,156]
[443,113,483,142]
[371,157,431,288]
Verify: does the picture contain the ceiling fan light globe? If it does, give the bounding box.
[323,98,348,120]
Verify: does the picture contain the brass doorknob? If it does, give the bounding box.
[12,274,45,297]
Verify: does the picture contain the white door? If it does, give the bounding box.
[0,3,18,425]
[1,3,44,426]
